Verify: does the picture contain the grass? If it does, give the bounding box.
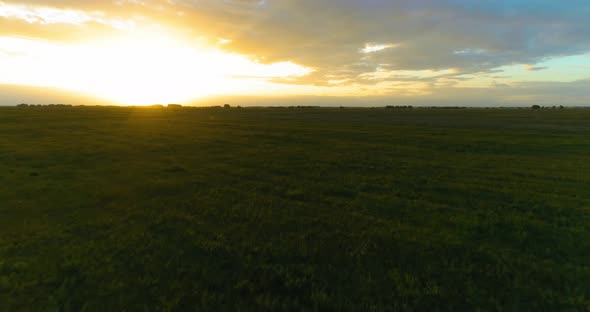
[1,106,589,311]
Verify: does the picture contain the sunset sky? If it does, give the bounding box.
[1,0,589,106]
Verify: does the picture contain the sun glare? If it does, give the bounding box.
[73,33,230,105]
[0,31,311,105]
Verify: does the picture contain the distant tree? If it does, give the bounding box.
[532,105,541,109]
[16,103,28,107]
[168,104,182,109]
[224,104,231,108]
[559,105,565,109]
[386,105,413,109]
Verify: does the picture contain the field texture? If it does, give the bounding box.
[1,107,589,311]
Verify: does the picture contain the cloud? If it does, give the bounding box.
[524,64,548,71]
[0,2,130,28]
[3,77,590,107]
[164,1,590,79]
[490,81,512,88]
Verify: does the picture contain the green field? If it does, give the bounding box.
[1,106,589,311]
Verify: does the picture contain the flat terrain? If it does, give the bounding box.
[1,106,589,311]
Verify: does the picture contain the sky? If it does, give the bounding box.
[1,0,589,106]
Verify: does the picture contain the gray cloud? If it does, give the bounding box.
[524,65,548,71]
[166,1,590,80]
[4,1,590,75]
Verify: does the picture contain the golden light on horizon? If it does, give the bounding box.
[0,29,312,105]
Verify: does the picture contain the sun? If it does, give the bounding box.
[64,33,237,105]
[0,30,312,106]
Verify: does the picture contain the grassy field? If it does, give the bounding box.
[1,106,589,311]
